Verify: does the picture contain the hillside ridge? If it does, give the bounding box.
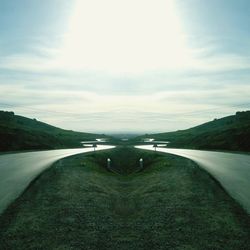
[0,110,107,151]
[137,111,250,151]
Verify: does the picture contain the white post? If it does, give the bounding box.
[139,158,143,169]
[107,158,111,169]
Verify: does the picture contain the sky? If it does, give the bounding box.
[0,0,250,133]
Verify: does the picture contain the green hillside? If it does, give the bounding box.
[0,111,108,151]
[137,111,250,151]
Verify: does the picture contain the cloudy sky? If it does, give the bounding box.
[0,0,250,133]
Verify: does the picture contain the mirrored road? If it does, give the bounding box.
[136,145,250,214]
[0,145,114,214]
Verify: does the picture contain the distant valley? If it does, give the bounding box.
[0,111,110,151]
[135,111,250,152]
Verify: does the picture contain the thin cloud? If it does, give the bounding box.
[0,0,250,133]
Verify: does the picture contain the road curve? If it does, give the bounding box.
[136,145,250,214]
[0,145,114,214]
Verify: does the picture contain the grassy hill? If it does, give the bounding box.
[136,111,250,151]
[0,110,108,151]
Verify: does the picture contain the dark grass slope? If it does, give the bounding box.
[0,110,109,151]
[0,148,249,250]
[92,146,159,174]
[136,111,250,151]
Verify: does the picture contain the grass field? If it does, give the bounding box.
[0,147,249,249]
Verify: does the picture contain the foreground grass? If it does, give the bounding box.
[0,148,249,249]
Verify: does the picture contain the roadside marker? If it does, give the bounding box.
[107,158,111,169]
[139,158,143,169]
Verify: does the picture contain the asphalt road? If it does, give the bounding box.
[136,145,250,214]
[0,145,114,214]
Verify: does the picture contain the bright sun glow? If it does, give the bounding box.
[56,0,192,74]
